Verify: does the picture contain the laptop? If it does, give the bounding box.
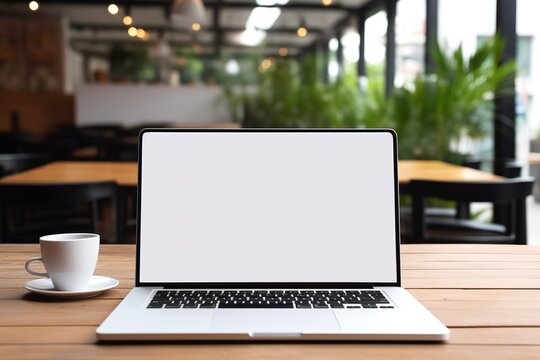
[97,129,449,341]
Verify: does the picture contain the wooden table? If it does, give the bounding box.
[0,162,138,187]
[529,153,540,201]
[398,160,501,184]
[0,160,501,187]
[0,162,139,243]
[1,244,539,359]
[0,160,502,243]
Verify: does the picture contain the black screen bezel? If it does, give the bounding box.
[135,128,401,288]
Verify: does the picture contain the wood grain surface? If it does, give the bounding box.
[1,244,539,359]
[0,160,501,187]
[0,162,138,187]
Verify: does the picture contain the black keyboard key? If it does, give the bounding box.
[329,303,344,308]
[363,304,378,308]
[219,303,294,309]
[361,301,377,305]
[183,302,199,308]
[200,302,217,308]
[150,289,391,309]
[149,299,167,305]
[313,303,329,309]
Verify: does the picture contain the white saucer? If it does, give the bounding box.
[24,276,119,299]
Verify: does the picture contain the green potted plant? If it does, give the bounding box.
[221,55,366,128]
[109,45,156,83]
[364,36,516,163]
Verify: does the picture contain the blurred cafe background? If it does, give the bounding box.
[1,0,540,245]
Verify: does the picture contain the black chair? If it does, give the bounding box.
[462,157,483,171]
[399,158,483,241]
[408,178,534,245]
[98,137,139,161]
[0,153,50,178]
[420,157,484,220]
[0,131,41,153]
[0,182,117,243]
[502,161,522,178]
[455,157,484,219]
[55,125,124,157]
[120,123,171,137]
[493,160,523,225]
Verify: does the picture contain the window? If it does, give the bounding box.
[438,0,496,56]
[365,10,387,90]
[518,0,540,158]
[395,0,425,86]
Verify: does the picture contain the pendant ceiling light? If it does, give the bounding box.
[297,17,308,38]
[171,0,207,25]
[123,5,133,26]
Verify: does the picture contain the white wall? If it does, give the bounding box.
[75,85,231,127]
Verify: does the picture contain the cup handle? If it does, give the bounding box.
[25,257,49,277]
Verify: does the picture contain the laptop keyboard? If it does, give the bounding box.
[147,290,393,309]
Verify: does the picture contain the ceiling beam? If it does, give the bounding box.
[70,22,323,35]
[0,0,353,12]
[73,46,294,60]
[210,1,353,12]
[71,37,308,49]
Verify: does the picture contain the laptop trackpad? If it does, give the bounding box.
[211,310,341,333]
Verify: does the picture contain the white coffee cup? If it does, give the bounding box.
[25,233,100,291]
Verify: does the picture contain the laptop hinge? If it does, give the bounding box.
[160,285,377,290]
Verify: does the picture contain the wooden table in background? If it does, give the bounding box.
[0,162,139,243]
[0,161,138,187]
[398,160,502,184]
[0,160,502,187]
[1,244,539,359]
[0,160,502,243]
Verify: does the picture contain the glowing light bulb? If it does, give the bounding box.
[128,27,138,37]
[297,26,308,38]
[107,4,119,15]
[322,0,332,6]
[28,1,39,11]
[123,15,133,26]
[258,58,273,72]
[137,28,146,39]
[192,23,201,31]
[278,48,288,57]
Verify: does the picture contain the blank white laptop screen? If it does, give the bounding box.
[139,131,398,284]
